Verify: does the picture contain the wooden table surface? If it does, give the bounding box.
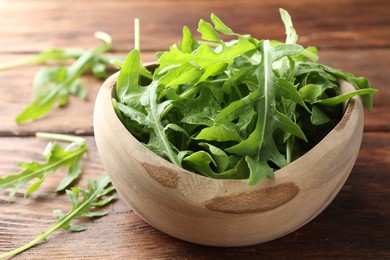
[0,0,389,259]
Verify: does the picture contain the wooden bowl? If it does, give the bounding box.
[93,71,364,247]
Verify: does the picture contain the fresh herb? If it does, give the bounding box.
[115,9,377,185]
[0,174,116,259]
[0,32,113,124]
[0,132,88,202]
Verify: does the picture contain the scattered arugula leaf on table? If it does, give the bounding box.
[0,132,88,202]
[0,174,116,259]
[114,9,377,185]
[0,32,113,124]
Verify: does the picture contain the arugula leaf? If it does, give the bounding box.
[0,175,116,259]
[0,133,87,202]
[178,26,200,53]
[279,8,298,44]
[14,32,112,124]
[116,52,180,165]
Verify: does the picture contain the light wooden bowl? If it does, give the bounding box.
[93,70,364,247]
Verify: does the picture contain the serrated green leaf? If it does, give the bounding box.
[15,88,59,123]
[194,124,241,142]
[179,26,199,53]
[199,142,230,173]
[279,8,298,44]
[210,13,235,35]
[198,19,222,42]
[246,156,274,185]
[53,209,66,220]
[116,49,141,101]
[215,88,261,124]
[14,32,112,124]
[164,63,203,87]
[174,87,221,127]
[183,151,247,179]
[311,105,331,125]
[322,65,376,110]
[92,62,107,79]
[24,175,48,198]
[82,211,108,218]
[273,107,307,142]
[0,133,87,201]
[315,88,377,106]
[274,78,310,112]
[92,194,117,207]
[68,225,87,232]
[69,81,88,100]
[298,84,323,103]
[66,188,80,208]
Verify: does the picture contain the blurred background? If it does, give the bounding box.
[0,0,388,52]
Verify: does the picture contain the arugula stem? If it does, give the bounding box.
[301,48,319,62]
[134,18,140,51]
[0,56,40,71]
[0,222,58,258]
[0,49,88,72]
[36,132,86,145]
[286,135,294,164]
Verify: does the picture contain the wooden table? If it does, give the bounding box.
[0,0,389,259]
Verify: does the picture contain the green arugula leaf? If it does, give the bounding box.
[279,8,298,44]
[314,88,377,106]
[246,156,274,185]
[178,26,200,53]
[15,32,112,124]
[198,19,222,42]
[115,49,141,102]
[116,52,180,165]
[183,151,248,179]
[0,133,88,202]
[311,105,331,125]
[210,13,236,36]
[173,87,221,126]
[0,175,116,259]
[194,124,242,142]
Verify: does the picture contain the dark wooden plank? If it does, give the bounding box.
[0,133,389,259]
[0,0,388,53]
[0,48,388,136]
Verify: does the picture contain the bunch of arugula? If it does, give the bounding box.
[115,9,377,185]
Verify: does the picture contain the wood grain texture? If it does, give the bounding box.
[0,133,388,259]
[0,0,388,258]
[0,0,389,53]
